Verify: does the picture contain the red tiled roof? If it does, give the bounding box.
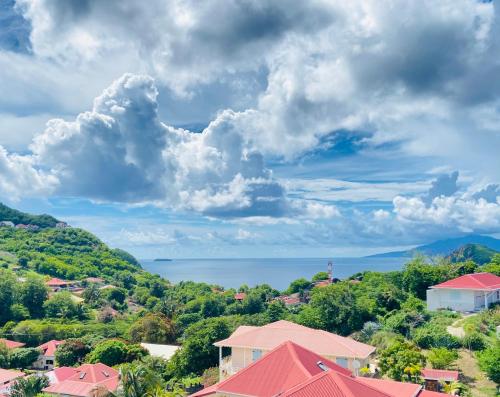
[234,292,246,300]
[431,272,500,291]
[215,320,376,359]
[421,369,459,381]
[191,341,351,397]
[43,363,119,397]
[46,277,69,286]
[0,338,25,349]
[0,369,24,384]
[39,340,64,357]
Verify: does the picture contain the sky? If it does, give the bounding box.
[0,0,499,259]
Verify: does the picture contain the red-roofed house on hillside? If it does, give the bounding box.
[46,277,74,292]
[427,272,500,312]
[42,363,119,397]
[32,340,64,370]
[234,292,246,301]
[0,369,25,397]
[45,367,79,386]
[189,341,446,397]
[214,320,375,379]
[0,338,25,349]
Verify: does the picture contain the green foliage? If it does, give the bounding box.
[55,339,90,367]
[129,313,176,344]
[19,276,48,318]
[411,324,461,349]
[9,347,41,369]
[401,257,452,299]
[383,310,427,336]
[379,340,426,381]
[462,332,486,351]
[285,278,311,295]
[9,375,49,397]
[43,292,86,319]
[86,339,147,366]
[427,347,459,369]
[477,342,500,385]
[0,202,59,228]
[312,272,329,282]
[168,317,230,377]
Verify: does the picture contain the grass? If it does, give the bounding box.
[456,349,497,397]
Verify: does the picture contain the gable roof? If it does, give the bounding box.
[39,340,64,357]
[42,363,119,397]
[191,341,352,397]
[214,320,375,359]
[0,338,25,349]
[421,369,459,381]
[356,377,422,397]
[431,272,500,291]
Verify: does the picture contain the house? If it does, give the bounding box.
[84,277,105,286]
[214,320,375,379]
[0,221,14,227]
[42,363,119,397]
[56,222,69,229]
[0,369,25,397]
[0,338,25,349]
[140,343,179,361]
[32,340,64,370]
[274,293,303,307]
[46,277,71,292]
[189,341,446,397]
[234,292,246,301]
[427,272,500,312]
[421,369,459,392]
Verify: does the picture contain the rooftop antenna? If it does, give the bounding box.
[328,260,333,283]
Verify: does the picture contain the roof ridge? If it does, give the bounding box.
[286,341,314,378]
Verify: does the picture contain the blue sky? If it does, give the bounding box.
[0,0,499,258]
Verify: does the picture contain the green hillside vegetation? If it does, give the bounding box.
[446,244,498,265]
[0,203,499,396]
[0,203,59,228]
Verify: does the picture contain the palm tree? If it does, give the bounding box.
[10,375,49,397]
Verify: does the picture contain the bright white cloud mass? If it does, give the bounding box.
[0,0,499,257]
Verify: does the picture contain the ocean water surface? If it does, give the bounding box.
[140,257,408,290]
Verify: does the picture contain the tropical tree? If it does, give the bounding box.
[379,341,426,381]
[9,375,49,397]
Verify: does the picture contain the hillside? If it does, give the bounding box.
[368,234,500,258]
[0,202,60,228]
[0,202,141,279]
[446,243,498,265]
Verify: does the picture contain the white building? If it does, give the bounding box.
[32,340,64,370]
[427,272,500,312]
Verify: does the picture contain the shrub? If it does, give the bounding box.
[427,347,459,369]
[462,332,486,351]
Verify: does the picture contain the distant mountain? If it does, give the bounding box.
[0,202,60,228]
[445,244,498,265]
[368,234,500,258]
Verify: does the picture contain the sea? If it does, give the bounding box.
[140,257,408,291]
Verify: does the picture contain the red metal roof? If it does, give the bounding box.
[0,369,24,384]
[42,363,119,397]
[419,391,450,397]
[46,277,69,286]
[421,369,459,381]
[0,338,25,349]
[431,272,500,291]
[281,371,394,397]
[191,341,351,397]
[215,320,376,359]
[47,367,79,384]
[39,340,64,357]
[356,377,422,397]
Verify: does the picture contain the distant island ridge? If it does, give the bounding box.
[367,234,500,258]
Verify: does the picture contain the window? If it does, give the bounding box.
[336,357,348,368]
[46,360,54,365]
[252,349,262,361]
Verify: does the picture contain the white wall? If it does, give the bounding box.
[427,288,491,312]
